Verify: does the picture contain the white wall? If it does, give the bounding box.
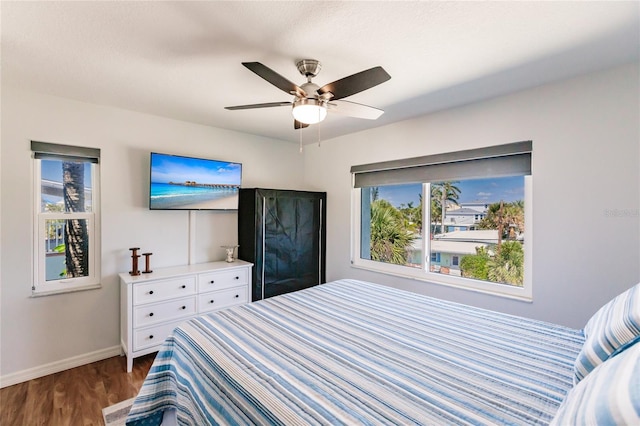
[0,88,306,379]
[304,63,640,329]
[1,63,638,383]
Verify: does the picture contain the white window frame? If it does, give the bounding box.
[32,150,101,296]
[350,160,533,302]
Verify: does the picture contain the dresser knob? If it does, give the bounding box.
[210,280,215,284]
[210,300,214,304]
[181,285,186,289]
[149,335,154,339]
[149,312,154,317]
[149,290,154,295]
[181,306,186,310]
[235,276,239,280]
[235,294,239,298]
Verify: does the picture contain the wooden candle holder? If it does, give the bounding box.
[129,247,141,276]
[142,252,153,274]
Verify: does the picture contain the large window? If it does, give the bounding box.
[32,141,101,295]
[351,142,532,300]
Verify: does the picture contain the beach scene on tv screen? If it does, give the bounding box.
[150,154,242,210]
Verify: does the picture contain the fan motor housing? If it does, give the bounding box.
[299,82,321,99]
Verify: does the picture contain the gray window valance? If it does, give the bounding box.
[351,140,531,188]
[31,140,100,163]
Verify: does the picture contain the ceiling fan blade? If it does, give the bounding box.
[225,101,292,110]
[318,66,391,100]
[294,120,309,130]
[242,62,307,97]
[328,100,384,120]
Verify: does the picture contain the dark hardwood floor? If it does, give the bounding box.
[0,352,155,426]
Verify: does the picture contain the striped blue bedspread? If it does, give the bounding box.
[126,279,584,425]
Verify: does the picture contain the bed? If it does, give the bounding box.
[126,279,640,426]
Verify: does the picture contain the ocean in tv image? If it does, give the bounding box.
[150,183,239,209]
[150,153,242,210]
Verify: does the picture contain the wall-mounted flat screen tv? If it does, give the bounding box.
[149,152,242,210]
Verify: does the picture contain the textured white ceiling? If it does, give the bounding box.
[2,1,638,143]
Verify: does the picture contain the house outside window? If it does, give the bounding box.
[351,141,532,300]
[32,141,101,295]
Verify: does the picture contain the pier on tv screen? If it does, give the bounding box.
[149,152,242,210]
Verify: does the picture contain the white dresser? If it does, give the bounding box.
[119,260,253,372]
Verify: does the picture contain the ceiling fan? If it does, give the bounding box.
[225,60,391,129]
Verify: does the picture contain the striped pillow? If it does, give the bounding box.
[573,282,640,384]
[552,341,640,425]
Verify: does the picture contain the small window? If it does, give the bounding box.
[32,141,101,295]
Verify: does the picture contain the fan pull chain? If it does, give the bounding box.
[317,108,321,147]
[299,127,303,153]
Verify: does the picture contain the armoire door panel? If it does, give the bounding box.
[238,188,326,301]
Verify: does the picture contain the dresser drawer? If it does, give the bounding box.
[133,296,196,328]
[133,276,196,305]
[199,286,248,314]
[198,268,249,293]
[133,320,184,351]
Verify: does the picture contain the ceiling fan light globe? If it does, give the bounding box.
[292,99,327,124]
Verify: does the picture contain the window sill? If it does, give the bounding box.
[350,262,532,303]
[31,283,102,297]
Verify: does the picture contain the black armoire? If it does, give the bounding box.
[238,188,326,301]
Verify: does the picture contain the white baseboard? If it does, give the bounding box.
[0,345,122,388]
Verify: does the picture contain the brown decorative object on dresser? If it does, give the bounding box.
[142,252,153,273]
[129,247,141,276]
